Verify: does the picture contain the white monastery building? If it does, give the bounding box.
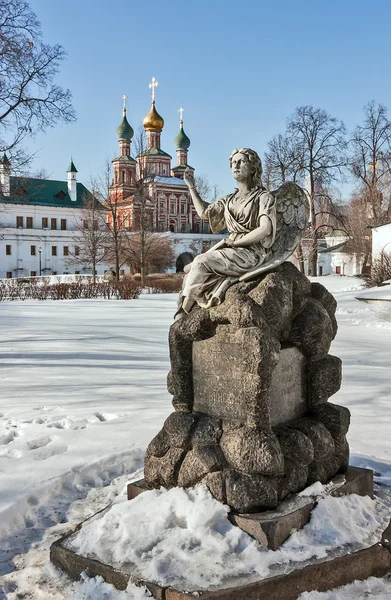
[317,230,364,277]
[0,155,110,279]
[371,221,391,261]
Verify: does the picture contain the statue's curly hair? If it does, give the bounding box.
[229,148,263,188]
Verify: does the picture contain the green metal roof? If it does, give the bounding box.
[174,125,191,150]
[137,148,172,159]
[1,152,10,165]
[116,114,134,140]
[112,155,137,164]
[66,159,78,173]
[1,176,95,208]
[172,164,194,170]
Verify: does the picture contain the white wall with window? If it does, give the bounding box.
[0,203,126,278]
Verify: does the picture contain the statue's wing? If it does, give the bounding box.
[240,181,309,282]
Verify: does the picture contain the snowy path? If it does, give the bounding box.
[0,280,390,599]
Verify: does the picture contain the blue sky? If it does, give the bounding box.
[27,0,391,197]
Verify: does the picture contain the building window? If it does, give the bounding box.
[52,246,57,256]
[122,170,126,183]
[120,269,125,276]
[52,271,57,275]
[6,245,11,255]
[63,246,69,256]
[194,223,200,233]
[16,216,23,228]
[75,271,80,274]
[75,246,80,256]
[31,245,36,256]
[42,217,48,228]
[30,271,37,277]
[83,219,88,229]
[61,219,67,230]
[181,203,186,215]
[181,223,186,232]
[170,201,176,214]
[6,272,12,278]
[51,218,57,230]
[26,216,33,228]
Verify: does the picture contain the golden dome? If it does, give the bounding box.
[143,100,164,131]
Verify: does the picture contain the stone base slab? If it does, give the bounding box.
[127,466,374,550]
[51,517,391,600]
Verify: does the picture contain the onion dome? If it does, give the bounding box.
[116,112,134,141]
[174,121,191,150]
[143,100,164,131]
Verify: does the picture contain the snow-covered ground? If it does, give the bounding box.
[0,277,390,599]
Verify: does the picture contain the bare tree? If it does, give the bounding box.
[132,127,158,284]
[264,133,303,188]
[349,101,391,223]
[100,160,130,280]
[195,173,211,200]
[286,106,347,275]
[0,0,75,169]
[67,190,110,284]
[123,232,174,275]
[364,251,391,287]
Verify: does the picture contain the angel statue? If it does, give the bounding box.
[177,148,309,316]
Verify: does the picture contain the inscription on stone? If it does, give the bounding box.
[193,336,307,425]
[193,337,250,421]
[269,346,307,426]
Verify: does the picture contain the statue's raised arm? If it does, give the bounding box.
[177,148,309,317]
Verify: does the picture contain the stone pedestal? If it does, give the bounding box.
[51,468,391,600]
[144,262,349,513]
[128,466,374,551]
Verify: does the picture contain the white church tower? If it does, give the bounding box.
[0,152,11,196]
[66,158,78,201]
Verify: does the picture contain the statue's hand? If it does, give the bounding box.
[221,238,238,248]
[184,168,196,190]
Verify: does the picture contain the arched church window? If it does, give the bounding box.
[122,170,126,183]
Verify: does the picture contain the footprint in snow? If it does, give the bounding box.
[93,412,119,422]
[31,443,68,461]
[26,436,51,450]
[33,416,49,424]
[0,429,18,445]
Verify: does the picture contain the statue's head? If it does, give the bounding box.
[229,148,263,188]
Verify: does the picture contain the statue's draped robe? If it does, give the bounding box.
[182,187,277,309]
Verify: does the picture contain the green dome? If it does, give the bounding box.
[174,124,190,150]
[116,114,134,140]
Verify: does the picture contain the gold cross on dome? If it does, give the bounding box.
[179,107,184,123]
[122,94,127,114]
[149,77,158,102]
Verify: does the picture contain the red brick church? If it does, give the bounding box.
[107,78,210,235]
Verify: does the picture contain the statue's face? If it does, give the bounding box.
[231,152,252,182]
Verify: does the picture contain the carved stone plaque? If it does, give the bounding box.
[193,329,307,427]
[269,346,307,426]
[192,326,267,423]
